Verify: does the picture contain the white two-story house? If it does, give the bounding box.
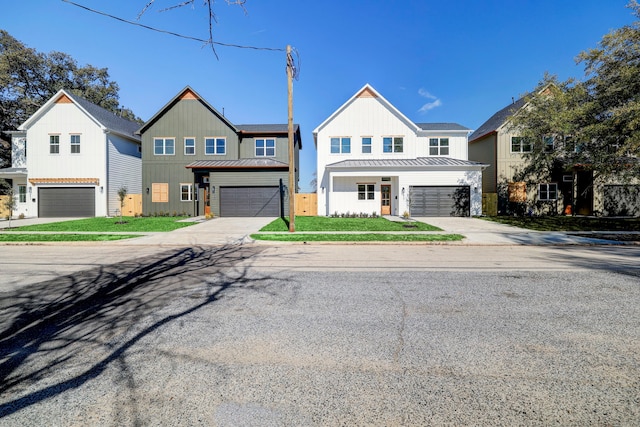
[314,84,487,217]
[0,89,141,218]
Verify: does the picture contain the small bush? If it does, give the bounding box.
[18,213,25,219]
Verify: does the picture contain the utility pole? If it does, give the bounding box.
[287,44,295,232]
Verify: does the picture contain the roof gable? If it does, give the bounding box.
[19,89,141,142]
[136,86,237,135]
[468,97,527,143]
[313,84,421,145]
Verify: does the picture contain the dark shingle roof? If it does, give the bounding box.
[468,97,527,143]
[415,122,470,131]
[186,158,289,169]
[236,124,300,133]
[66,92,141,141]
[326,157,487,168]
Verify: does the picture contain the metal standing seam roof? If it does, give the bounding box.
[186,158,289,169]
[326,157,488,168]
[65,92,141,141]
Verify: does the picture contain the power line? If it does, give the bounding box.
[61,0,286,55]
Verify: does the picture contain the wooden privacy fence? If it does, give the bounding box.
[121,194,142,217]
[0,195,9,218]
[294,193,317,216]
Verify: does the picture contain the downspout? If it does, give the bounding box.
[104,129,110,217]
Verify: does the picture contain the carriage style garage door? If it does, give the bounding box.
[409,186,470,217]
[39,187,96,217]
[219,186,280,217]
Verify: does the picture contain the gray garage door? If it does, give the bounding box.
[39,187,96,217]
[410,186,470,217]
[219,186,280,217]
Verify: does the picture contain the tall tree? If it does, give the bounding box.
[510,2,640,186]
[0,30,141,165]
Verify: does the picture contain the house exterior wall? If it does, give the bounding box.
[24,102,109,216]
[107,133,142,216]
[239,135,290,164]
[142,98,240,215]
[468,134,497,193]
[316,86,479,217]
[495,130,528,185]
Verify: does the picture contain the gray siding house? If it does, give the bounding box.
[136,87,301,217]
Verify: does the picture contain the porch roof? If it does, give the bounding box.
[0,167,27,178]
[186,158,289,169]
[326,157,488,169]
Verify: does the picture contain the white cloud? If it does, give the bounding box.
[417,88,442,113]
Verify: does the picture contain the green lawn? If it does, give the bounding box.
[6,217,196,232]
[260,216,442,232]
[483,216,640,231]
[251,233,464,242]
[0,234,139,242]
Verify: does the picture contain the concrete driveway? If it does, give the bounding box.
[415,216,623,245]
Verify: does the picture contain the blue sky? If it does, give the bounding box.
[2,1,636,191]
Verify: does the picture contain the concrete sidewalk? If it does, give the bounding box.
[0,215,634,246]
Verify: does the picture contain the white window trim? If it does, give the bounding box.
[49,134,60,155]
[70,134,81,154]
[361,136,372,154]
[330,137,351,154]
[357,183,375,200]
[429,137,450,156]
[511,136,532,153]
[184,137,196,155]
[255,138,276,157]
[538,183,558,201]
[180,183,193,201]
[382,136,404,153]
[205,137,226,155]
[154,137,176,156]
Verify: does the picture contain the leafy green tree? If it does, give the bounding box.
[0,179,16,227]
[0,30,142,165]
[509,2,640,192]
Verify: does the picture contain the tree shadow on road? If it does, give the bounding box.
[0,243,272,419]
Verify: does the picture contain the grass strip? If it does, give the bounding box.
[483,216,640,231]
[251,233,464,242]
[6,217,195,232]
[0,234,140,242]
[261,216,441,232]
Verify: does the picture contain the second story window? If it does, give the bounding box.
[429,138,449,156]
[205,137,226,155]
[154,138,175,155]
[184,138,195,155]
[383,137,403,153]
[49,135,60,154]
[544,136,555,153]
[361,137,372,154]
[330,137,351,154]
[511,136,532,153]
[256,138,276,157]
[70,134,81,154]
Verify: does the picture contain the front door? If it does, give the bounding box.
[203,184,210,215]
[381,185,391,215]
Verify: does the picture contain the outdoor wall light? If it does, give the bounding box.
[100,186,104,193]
[146,187,150,194]
[28,186,32,194]
[401,187,405,196]
[211,186,216,194]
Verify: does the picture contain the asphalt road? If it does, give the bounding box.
[1,243,639,425]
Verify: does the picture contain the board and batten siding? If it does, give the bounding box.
[469,134,497,193]
[239,135,290,164]
[25,102,108,216]
[496,132,528,184]
[107,134,141,216]
[142,98,240,215]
